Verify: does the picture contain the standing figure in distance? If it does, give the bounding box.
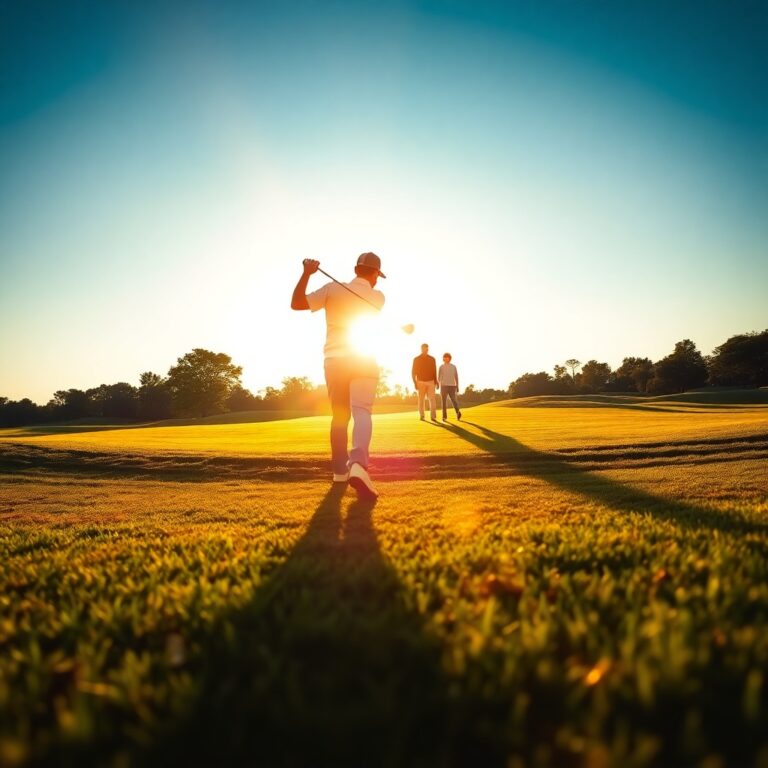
[438,352,462,422]
[412,343,438,422]
[291,252,385,499]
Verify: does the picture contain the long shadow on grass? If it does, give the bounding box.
[437,421,767,535]
[148,484,456,767]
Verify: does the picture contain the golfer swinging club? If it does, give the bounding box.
[291,252,386,500]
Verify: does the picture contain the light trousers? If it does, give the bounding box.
[324,356,378,474]
[416,380,437,420]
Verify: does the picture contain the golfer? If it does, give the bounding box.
[438,353,462,421]
[291,252,385,499]
[412,343,438,421]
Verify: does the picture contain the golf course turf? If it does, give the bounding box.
[1,394,766,766]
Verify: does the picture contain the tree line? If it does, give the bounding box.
[507,330,767,399]
[0,349,328,427]
[1,330,765,427]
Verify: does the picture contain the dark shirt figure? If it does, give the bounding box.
[412,343,438,421]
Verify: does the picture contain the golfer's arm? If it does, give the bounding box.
[290,273,311,310]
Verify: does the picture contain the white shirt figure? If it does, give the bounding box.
[438,357,462,420]
[438,362,459,387]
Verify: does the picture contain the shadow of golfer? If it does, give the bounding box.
[436,420,766,535]
[151,484,451,766]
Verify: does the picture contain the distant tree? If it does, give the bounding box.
[0,398,43,427]
[552,365,573,394]
[612,361,634,392]
[140,372,163,388]
[376,368,392,399]
[50,389,92,420]
[107,383,138,418]
[511,372,553,398]
[632,359,654,393]
[564,359,581,381]
[138,372,173,420]
[279,377,324,410]
[167,349,243,417]
[615,357,654,393]
[281,376,314,398]
[459,384,505,403]
[87,383,138,419]
[650,339,708,393]
[85,387,101,415]
[261,386,282,404]
[709,329,768,387]
[580,360,612,393]
[226,385,261,412]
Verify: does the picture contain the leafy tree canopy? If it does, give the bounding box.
[651,339,708,394]
[709,330,768,388]
[167,349,242,417]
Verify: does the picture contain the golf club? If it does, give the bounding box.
[309,261,415,335]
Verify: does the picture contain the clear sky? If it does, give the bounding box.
[1,0,766,403]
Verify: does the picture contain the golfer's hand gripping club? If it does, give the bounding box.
[302,259,320,275]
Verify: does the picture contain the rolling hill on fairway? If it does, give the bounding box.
[1,394,767,766]
[1,394,766,462]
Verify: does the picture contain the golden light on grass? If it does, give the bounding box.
[585,660,612,687]
[3,398,764,458]
[444,500,484,538]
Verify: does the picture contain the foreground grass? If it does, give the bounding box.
[1,402,767,766]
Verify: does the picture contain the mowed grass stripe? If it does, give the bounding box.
[2,418,766,483]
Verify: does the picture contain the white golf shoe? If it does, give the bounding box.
[348,463,378,500]
[332,472,350,483]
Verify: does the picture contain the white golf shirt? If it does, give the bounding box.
[438,363,459,387]
[306,277,385,358]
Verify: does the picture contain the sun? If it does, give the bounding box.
[349,314,418,387]
[349,314,395,359]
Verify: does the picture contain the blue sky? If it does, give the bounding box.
[1,0,766,402]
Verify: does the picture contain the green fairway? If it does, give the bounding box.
[2,394,766,458]
[1,397,767,766]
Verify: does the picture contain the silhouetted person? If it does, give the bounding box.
[412,343,438,421]
[438,353,461,421]
[291,253,386,499]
